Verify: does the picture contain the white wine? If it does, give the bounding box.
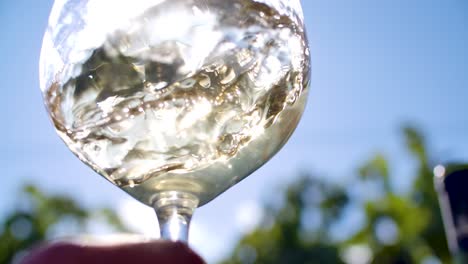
[42,0,309,207]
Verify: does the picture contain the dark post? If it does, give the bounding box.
[434,164,468,264]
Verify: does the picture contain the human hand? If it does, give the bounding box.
[20,241,205,264]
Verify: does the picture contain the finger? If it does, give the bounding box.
[20,241,205,264]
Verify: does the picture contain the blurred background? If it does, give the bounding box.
[1,0,468,263]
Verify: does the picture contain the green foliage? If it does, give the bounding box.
[222,176,347,264]
[358,153,391,194]
[221,126,453,264]
[0,126,456,264]
[0,185,129,264]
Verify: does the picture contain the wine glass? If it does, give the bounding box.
[40,0,310,242]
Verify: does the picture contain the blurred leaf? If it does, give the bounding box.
[221,126,453,264]
[0,185,131,264]
[96,208,131,233]
[403,126,427,164]
[359,153,392,194]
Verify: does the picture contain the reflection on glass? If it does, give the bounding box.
[40,0,310,242]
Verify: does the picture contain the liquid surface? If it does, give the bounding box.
[42,0,309,206]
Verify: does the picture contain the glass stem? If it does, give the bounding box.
[153,192,198,243]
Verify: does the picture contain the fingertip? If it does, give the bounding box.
[20,240,205,264]
[20,242,82,264]
[20,241,205,264]
[126,241,206,264]
[171,241,206,264]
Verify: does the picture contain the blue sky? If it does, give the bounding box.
[1,0,468,262]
